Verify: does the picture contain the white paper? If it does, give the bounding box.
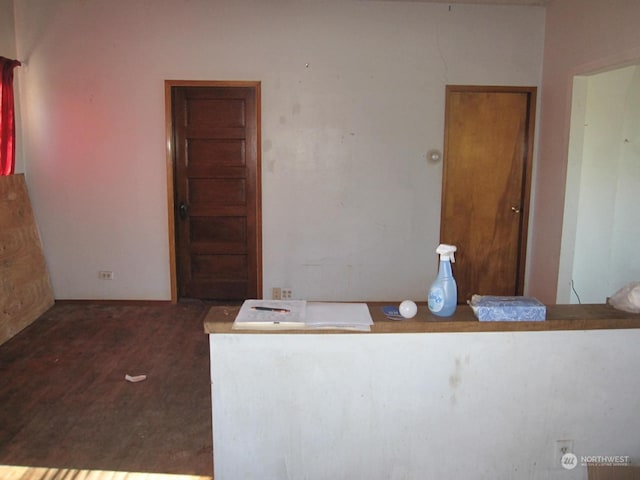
[304,302,373,331]
[233,300,307,329]
[232,300,374,331]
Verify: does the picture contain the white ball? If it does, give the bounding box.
[399,300,418,319]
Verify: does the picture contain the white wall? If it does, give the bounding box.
[13,0,544,300]
[211,329,640,480]
[612,66,640,293]
[0,0,16,63]
[565,66,640,303]
[0,0,25,175]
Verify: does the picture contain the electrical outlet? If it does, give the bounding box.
[554,439,574,469]
[98,271,114,280]
[282,288,292,299]
[272,287,281,300]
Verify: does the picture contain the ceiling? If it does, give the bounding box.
[376,0,549,5]
[439,0,548,4]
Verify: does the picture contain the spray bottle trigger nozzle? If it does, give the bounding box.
[436,244,457,262]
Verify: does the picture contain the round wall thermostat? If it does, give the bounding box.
[427,149,442,163]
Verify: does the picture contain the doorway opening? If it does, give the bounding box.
[558,64,640,304]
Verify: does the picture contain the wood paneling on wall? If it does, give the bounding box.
[0,174,53,345]
[588,465,640,480]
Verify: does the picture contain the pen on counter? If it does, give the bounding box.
[251,306,290,313]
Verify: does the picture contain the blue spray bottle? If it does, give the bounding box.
[428,244,458,317]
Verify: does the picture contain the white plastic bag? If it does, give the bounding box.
[608,282,640,313]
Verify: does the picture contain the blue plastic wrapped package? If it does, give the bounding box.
[469,295,546,321]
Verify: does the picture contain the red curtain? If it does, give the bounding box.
[0,57,21,176]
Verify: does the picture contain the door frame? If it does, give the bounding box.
[164,80,263,303]
[442,85,537,297]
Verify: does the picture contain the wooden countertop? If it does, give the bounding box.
[203,302,640,334]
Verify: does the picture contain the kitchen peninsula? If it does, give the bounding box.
[205,303,640,480]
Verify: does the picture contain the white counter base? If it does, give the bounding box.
[210,329,640,480]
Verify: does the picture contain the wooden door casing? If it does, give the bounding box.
[441,85,536,303]
[168,82,261,301]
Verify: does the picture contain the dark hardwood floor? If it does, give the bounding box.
[0,301,213,478]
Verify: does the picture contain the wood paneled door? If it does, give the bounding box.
[167,81,262,301]
[440,85,536,303]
